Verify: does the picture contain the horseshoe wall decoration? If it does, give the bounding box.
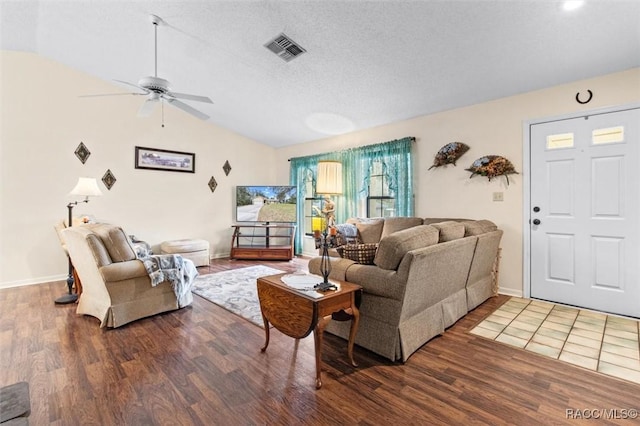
[576,90,593,104]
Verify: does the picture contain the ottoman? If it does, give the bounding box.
[160,239,210,267]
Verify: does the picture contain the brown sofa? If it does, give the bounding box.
[61,224,197,328]
[308,217,502,362]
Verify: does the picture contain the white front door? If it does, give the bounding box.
[530,107,640,318]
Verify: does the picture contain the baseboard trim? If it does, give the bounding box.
[211,252,231,259]
[0,274,67,290]
[498,287,523,298]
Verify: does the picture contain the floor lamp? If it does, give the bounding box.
[315,160,342,291]
[55,177,103,304]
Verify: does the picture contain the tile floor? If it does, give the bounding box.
[470,297,640,384]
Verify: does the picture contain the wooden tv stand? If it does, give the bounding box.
[230,224,295,260]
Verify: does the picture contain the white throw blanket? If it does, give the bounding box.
[140,254,198,306]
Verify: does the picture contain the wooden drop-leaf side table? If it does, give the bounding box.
[256,273,362,389]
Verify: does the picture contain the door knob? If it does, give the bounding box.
[533,206,540,212]
[533,219,541,225]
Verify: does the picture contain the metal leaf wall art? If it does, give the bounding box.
[428,142,470,170]
[208,176,218,193]
[102,169,117,190]
[465,155,518,185]
[75,142,91,164]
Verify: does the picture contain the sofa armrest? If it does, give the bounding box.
[345,264,404,300]
[100,260,148,282]
[308,256,356,281]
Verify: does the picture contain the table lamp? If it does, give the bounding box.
[55,177,103,304]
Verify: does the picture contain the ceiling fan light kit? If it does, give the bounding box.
[138,76,170,93]
[81,14,212,125]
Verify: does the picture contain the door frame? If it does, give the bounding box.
[522,101,640,299]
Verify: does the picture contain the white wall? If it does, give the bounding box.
[3,51,639,295]
[275,68,640,297]
[0,51,276,288]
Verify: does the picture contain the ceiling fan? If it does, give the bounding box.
[82,14,213,122]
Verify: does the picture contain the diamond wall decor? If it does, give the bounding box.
[223,160,232,176]
[74,142,91,164]
[102,169,116,190]
[208,176,218,193]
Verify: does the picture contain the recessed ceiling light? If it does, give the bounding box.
[563,1,584,11]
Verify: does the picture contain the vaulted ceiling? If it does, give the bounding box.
[2,1,639,147]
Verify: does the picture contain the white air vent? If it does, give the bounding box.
[264,33,306,62]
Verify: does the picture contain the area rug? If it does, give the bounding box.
[470,297,640,384]
[191,265,284,327]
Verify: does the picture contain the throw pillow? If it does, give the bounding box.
[335,223,358,246]
[374,225,439,270]
[430,221,465,242]
[86,234,112,267]
[92,224,137,262]
[340,243,378,265]
[461,220,498,236]
[355,220,384,244]
[380,217,423,239]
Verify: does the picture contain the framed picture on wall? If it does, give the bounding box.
[134,146,196,173]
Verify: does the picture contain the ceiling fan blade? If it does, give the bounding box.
[167,91,213,104]
[138,98,158,117]
[166,98,210,120]
[79,92,146,98]
[114,79,149,94]
[80,79,149,98]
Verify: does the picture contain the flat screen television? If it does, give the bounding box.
[235,185,298,223]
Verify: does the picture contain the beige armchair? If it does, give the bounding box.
[61,224,196,328]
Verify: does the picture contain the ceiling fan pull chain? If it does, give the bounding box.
[161,100,165,128]
[154,22,158,77]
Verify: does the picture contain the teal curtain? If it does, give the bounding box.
[358,137,414,217]
[290,153,339,255]
[289,136,414,255]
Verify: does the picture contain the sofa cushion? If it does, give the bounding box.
[340,243,378,265]
[308,256,355,281]
[355,219,385,244]
[380,217,424,239]
[430,221,466,242]
[462,220,498,236]
[100,260,148,282]
[91,225,137,263]
[374,225,439,270]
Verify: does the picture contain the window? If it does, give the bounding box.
[300,168,320,235]
[289,137,414,255]
[592,126,624,145]
[547,133,574,149]
[367,159,396,217]
[304,197,327,235]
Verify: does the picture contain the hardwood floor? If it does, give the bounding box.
[2,258,639,425]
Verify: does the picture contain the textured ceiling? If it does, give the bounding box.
[2,0,639,147]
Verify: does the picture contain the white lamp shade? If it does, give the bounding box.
[69,177,103,197]
[316,161,342,195]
